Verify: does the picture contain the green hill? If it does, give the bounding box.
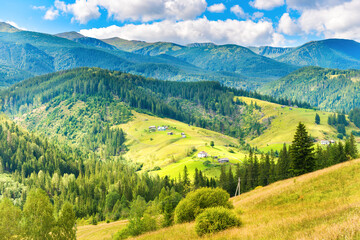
[0,68,271,174]
[129,159,360,240]
[238,96,360,151]
[260,66,360,112]
[276,39,360,69]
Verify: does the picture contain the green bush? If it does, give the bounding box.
[174,188,232,224]
[195,207,241,236]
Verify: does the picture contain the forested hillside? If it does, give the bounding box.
[260,66,360,111]
[1,67,310,149]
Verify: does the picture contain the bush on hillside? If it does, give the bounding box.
[195,207,241,236]
[174,188,232,224]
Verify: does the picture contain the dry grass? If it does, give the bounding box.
[77,220,127,240]
[133,159,360,240]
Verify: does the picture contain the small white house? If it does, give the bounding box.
[320,140,330,145]
[149,126,156,131]
[158,126,166,131]
[218,158,229,163]
[198,151,208,158]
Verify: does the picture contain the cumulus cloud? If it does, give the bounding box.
[207,3,226,13]
[298,0,360,41]
[277,13,301,35]
[44,7,60,21]
[286,0,352,11]
[52,0,207,24]
[80,17,282,46]
[250,0,284,10]
[230,5,248,18]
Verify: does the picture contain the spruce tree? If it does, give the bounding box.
[315,113,320,124]
[290,123,315,176]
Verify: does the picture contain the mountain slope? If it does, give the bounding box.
[238,96,359,151]
[0,25,252,88]
[55,31,117,50]
[131,159,360,240]
[260,66,360,111]
[166,44,298,80]
[104,38,298,81]
[0,22,21,33]
[276,39,360,69]
[248,46,293,58]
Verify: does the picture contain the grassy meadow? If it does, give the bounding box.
[240,97,360,151]
[117,112,247,178]
[130,159,360,240]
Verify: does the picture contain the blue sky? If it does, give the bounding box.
[1,0,359,47]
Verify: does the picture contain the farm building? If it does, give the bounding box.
[198,151,208,158]
[158,126,166,131]
[181,132,186,138]
[218,158,229,163]
[149,126,156,130]
[167,132,173,135]
[321,140,330,145]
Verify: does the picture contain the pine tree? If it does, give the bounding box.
[290,123,315,176]
[315,113,320,124]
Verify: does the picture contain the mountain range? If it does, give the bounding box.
[1,21,360,112]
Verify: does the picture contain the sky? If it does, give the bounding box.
[1,0,359,47]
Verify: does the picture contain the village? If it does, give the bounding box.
[148,125,231,164]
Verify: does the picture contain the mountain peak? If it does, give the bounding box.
[0,22,21,33]
[55,31,85,40]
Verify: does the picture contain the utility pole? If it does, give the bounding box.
[234,177,241,197]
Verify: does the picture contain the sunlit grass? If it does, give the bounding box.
[132,159,360,240]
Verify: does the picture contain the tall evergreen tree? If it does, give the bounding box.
[315,113,320,124]
[290,123,315,176]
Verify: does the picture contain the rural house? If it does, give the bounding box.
[218,158,229,163]
[198,151,208,158]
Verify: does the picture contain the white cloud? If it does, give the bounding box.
[286,0,352,11]
[5,21,27,30]
[53,0,207,24]
[44,7,60,21]
[207,3,226,13]
[80,17,282,46]
[252,12,264,19]
[32,6,46,11]
[55,0,100,24]
[230,5,248,18]
[298,0,360,41]
[278,13,301,35]
[250,0,284,10]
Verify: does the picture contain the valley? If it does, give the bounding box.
[0,6,360,239]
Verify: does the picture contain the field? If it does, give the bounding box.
[130,158,360,240]
[240,97,360,151]
[77,220,127,240]
[117,112,247,178]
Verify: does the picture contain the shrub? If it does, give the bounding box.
[195,207,241,236]
[174,188,232,224]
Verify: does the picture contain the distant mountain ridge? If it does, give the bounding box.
[1,22,360,90]
[276,39,360,69]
